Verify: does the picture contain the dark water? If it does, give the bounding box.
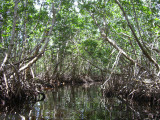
[0,83,159,120]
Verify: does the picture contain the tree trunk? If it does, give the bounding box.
[18,3,56,72]
[115,0,160,71]
[1,0,19,69]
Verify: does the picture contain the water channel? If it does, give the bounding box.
[0,83,159,120]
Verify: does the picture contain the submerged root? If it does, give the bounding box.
[0,79,45,108]
[0,89,45,107]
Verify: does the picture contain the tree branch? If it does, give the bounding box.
[0,0,19,69]
[115,0,160,71]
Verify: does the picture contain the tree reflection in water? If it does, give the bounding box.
[30,83,160,120]
[0,83,159,120]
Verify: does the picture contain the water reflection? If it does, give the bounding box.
[0,83,159,120]
[33,84,106,120]
[27,83,160,120]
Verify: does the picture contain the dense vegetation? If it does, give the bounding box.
[0,0,160,105]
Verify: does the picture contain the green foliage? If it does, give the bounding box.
[82,39,98,55]
[0,0,159,76]
[80,38,111,65]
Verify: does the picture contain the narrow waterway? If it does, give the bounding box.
[0,83,159,120]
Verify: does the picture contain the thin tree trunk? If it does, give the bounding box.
[20,0,28,60]
[88,8,140,68]
[115,0,160,71]
[3,72,9,94]
[18,3,56,72]
[0,13,3,45]
[101,31,140,66]
[0,0,19,69]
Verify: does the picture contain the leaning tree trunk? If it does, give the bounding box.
[115,0,160,73]
[18,3,56,72]
[0,0,19,69]
[0,0,19,95]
